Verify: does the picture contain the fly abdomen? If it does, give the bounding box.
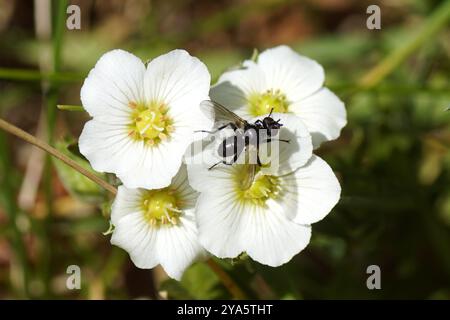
[218,134,245,158]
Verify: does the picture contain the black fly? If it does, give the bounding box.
[197,100,290,173]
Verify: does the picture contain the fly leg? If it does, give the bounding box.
[208,147,240,170]
[257,153,262,166]
[195,122,237,134]
[208,161,232,170]
[256,138,289,167]
[208,157,238,170]
[263,138,290,144]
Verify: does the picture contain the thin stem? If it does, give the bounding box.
[0,68,83,83]
[57,104,85,112]
[206,258,247,299]
[359,0,450,89]
[0,118,117,195]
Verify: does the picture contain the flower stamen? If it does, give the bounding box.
[248,89,289,116]
[141,189,182,226]
[128,101,174,146]
[234,166,281,207]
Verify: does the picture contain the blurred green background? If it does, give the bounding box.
[0,0,449,299]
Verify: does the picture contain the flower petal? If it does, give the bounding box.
[196,192,247,258]
[171,165,199,208]
[257,45,324,102]
[81,49,145,119]
[145,49,214,138]
[156,211,204,280]
[116,137,186,189]
[111,211,160,269]
[187,158,236,194]
[110,186,144,225]
[279,155,341,224]
[290,88,347,148]
[242,204,312,267]
[78,119,138,174]
[210,61,265,119]
[144,49,210,113]
[196,190,311,266]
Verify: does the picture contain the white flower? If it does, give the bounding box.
[110,165,203,280]
[79,49,213,189]
[210,45,347,148]
[187,153,341,267]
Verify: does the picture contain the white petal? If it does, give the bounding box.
[251,113,312,176]
[210,61,265,118]
[117,137,185,190]
[280,155,341,224]
[110,186,144,225]
[171,165,199,208]
[156,211,204,280]
[196,190,311,266]
[146,50,214,138]
[290,87,347,148]
[111,211,160,269]
[78,119,137,174]
[144,49,210,115]
[242,204,312,267]
[196,192,247,258]
[187,159,236,194]
[257,45,324,102]
[81,49,145,119]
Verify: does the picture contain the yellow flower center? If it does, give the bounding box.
[128,101,174,146]
[234,166,281,207]
[141,188,181,226]
[248,89,289,116]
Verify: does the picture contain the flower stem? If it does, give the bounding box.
[0,67,84,83]
[57,104,85,112]
[206,258,248,299]
[359,0,450,89]
[0,118,117,195]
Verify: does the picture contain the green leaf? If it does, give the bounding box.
[53,138,105,202]
[160,262,228,299]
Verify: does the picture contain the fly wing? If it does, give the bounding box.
[200,100,246,128]
[241,163,257,190]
